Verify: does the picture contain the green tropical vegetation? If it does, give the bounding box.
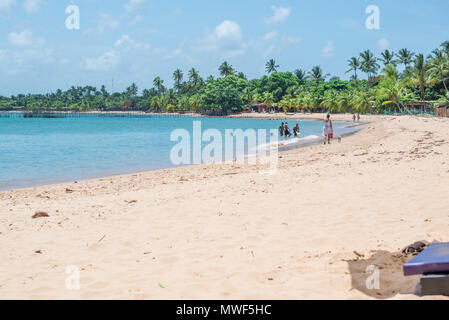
[1,42,449,115]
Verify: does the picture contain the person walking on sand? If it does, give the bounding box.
[352,114,356,122]
[323,114,333,145]
[279,122,285,137]
[357,113,360,122]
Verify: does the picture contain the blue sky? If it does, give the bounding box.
[1,0,448,96]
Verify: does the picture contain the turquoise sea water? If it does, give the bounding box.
[0,114,353,190]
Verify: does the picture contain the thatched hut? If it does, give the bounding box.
[435,106,448,117]
[251,103,277,113]
[201,109,226,116]
[252,103,267,113]
[406,101,432,113]
[123,101,132,109]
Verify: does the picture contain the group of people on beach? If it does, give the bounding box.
[278,114,333,145]
[279,113,358,145]
[279,122,301,138]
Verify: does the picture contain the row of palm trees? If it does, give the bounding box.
[141,39,449,114]
[7,40,448,113]
[346,42,449,83]
[163,42,448,95]
[148,39,448,113]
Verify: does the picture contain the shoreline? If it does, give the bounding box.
[0,113,364,192]
[1,114,448,299]
[0,109,409,121]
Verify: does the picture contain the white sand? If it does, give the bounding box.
[0,114,448,300]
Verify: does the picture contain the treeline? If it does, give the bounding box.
[1,41,449,114]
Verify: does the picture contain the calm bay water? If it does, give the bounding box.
[0,114,351,190]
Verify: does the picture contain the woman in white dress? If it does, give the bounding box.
[323,114,333,145]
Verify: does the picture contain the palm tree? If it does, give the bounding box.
[308,65,328,82]
[379,50,397,67]
[252,92,263,104]
[359,50,379,79]
[397,48,415,70]
[376,77,415,112]
[265,59,279,74]
[188,68,200,89]
[436,91,449,107]
[173,69,183,92]
[323,90,339,112]
[150,95,161,111]
[262,92,275,108]
[381,64,399,81]
[427,49,449,92]
[125,83,138,97]
[165,89,177,106]
[294,68,306,84]
[441,41,449,57]
[237,72,246,80]
[153,76,165,94]
[352,90,375,113]
[410,54,432,101]
[219,61,234,77]
[188,94,200,112]
[241,87,253,108]
[346,57,360,80]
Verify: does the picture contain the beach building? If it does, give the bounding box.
[251,103,276,113]
[435,106,448,117]
[406,101,432,114]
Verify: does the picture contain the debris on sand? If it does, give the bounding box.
[32,211,49,219]
[402,241,428,256]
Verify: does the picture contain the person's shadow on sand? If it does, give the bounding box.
[346,250,420,299]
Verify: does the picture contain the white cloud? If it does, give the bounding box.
[83,50,120,72]
[7,30,45,47]
[264,30,278,41]
[264,6,291,25]
[164,48,183,60]
[321,40,335,58]
[0,47,53,74]
[172,9,182,15]
[114,35,133,47]
[263,45,275,57]
[98,13,120,33]
[22,0,40,13]
[194,20,246,58]
[124,0,146,13]
[252,31,300,58]
[83,35,153,72]
[0,0,16,11]
[282,35,301,45]
[130,14,143,25]
[85,13,120,35]
[377,38,390,51]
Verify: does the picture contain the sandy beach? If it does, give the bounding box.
[1,113,448,300]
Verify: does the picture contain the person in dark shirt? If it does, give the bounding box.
[279,122,285,137]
